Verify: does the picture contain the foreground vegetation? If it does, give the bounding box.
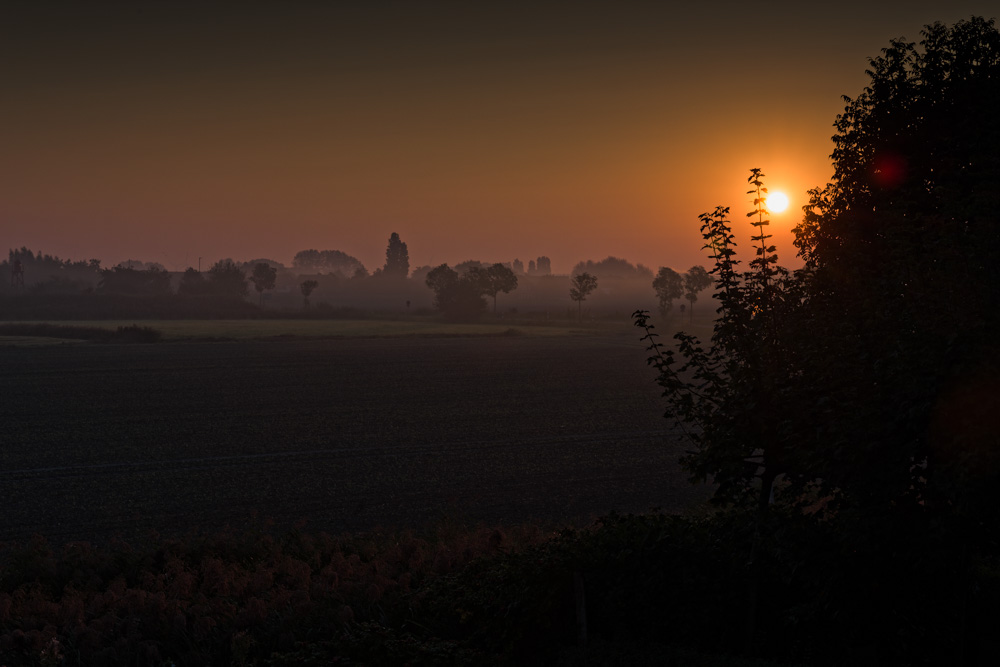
[0,511,850,666]
[630,16,1000,666]
[3,506,994,666]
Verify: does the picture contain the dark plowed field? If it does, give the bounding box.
[0,330,708,543]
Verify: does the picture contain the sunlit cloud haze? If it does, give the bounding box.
[3,1,996,274]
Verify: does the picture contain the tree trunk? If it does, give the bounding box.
[743,468,776,655]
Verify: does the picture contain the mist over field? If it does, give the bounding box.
[1,243,716,322]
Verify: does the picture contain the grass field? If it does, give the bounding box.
[0,335,86,346]
[0,314,715,346]
[0,318,622,343]
[1,331,707,544]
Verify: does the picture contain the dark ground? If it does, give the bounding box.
[0,329,708,544]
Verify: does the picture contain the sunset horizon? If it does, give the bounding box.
[6,2,996,275]
[3,8,999,665]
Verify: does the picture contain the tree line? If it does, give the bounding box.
[4,237,709,321]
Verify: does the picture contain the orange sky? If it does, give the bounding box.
[3,2,997,275]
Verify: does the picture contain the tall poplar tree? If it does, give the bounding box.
[383,233,409,278]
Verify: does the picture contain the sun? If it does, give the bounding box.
[767,191,789,213]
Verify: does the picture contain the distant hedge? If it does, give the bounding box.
[0,323,161,343]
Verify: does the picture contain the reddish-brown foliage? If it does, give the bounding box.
[0,522,549,666]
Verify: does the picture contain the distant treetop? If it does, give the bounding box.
[293,249,365,277]
[572,256,653,279]
[383,232,410,278]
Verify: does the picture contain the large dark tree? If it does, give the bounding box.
[383,232,409,278]
[643,16,1000,519]
[300,279,319,307]
[424,263,487,321]
[681,265,711,320]
[178,268,209,296]
[249,262,278,306]
[789,17,1000,515]
[573,256,653,279]
[292,249,364,276]
[801,16,1000,314]
[207,259,249,300]
[635,19,1000,661]
[652,267,683,316]
[468,263,518,314]
[98,265,172,296]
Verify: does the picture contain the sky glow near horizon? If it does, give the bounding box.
[3,2,997,275]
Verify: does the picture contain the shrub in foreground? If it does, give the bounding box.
[2,511,994,666]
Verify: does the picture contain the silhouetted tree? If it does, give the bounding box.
[383,232,409,278]
[454,260,484,274]
[569,272,598,319]
[119,259,167,272]
[2,247,100,292]
[207,259,249,299]
[682,265,712,320]
[784,17,1000,526]
[243,258,285,272]
[425,263,487,321]
[469,263,518,314]
[638,171,794,512]
[425,264,457,294]
[634,172,799,652]
[300,279,319,307]
[528,259,537,274]
[512,258,524,274]
[293,249,364,276]
[652,267,684,316]
[178,268,209,296]
[9,257,24,288]
[574,256,653,279]
[535,256,551,275]
[98,265,171,296]
[249,263,277,306]
[635,20,1000,658]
